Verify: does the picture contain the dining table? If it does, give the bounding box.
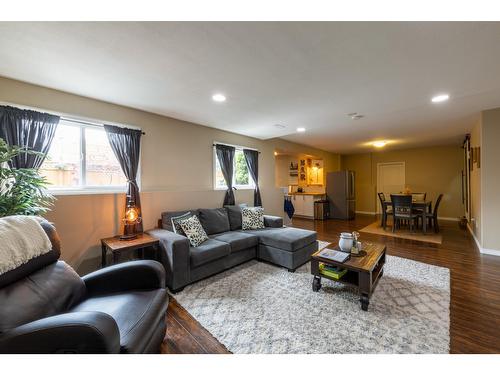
[382,198,433,233]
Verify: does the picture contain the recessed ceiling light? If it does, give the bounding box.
[296,127,306,133]
[373,141,387,148]
[212,93,226,102]
[431,94,450,103]
[347,112,364,120]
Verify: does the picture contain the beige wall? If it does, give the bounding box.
[275,155,293,188]
[341,145,464,218]
[469,120,482,242]
[0,76,340,271]
[480,108,500,251]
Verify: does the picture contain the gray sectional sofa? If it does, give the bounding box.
[148,206,318,292]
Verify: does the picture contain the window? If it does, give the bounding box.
[214,145,255,190]
[40,119,129,192]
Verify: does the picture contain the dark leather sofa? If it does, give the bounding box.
[148,206,318,292]
[0,221,168,354]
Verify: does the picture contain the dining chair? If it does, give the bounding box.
[411,193,427,227]
[377,192,391,230]
[422,194,443,233]
[412,192,426,201]
[390,194,419,233]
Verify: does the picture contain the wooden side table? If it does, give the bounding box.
[101,233,160,268]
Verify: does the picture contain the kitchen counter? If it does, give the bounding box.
[288,193,326,218]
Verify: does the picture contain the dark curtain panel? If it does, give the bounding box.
[104,124,143,233]
[215,144,236,205]
[243,149,262,207]
[0,105,60,169]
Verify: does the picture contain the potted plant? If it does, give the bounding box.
[0,137,55,217]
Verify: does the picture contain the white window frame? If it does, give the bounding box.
[44,119,140,195]
[213,142,256,191]
[0,101,141,195]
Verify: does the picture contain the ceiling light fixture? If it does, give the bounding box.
[212,93,226,102]
[296,127,306,133]
[373,141,387,148]
[431,94,450,103]
[348,112,364,120]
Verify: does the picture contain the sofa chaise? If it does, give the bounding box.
[148,206,317,292]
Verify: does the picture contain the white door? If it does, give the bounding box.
[376,162,406,213]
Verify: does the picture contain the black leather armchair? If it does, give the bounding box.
[0,221,168,354]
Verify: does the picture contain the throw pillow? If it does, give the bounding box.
[171,212,194,236]
[224,203,248,230]
[179,215,209,247]
[241,207,265,230]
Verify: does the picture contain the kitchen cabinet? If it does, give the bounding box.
[292,195,304,216]
[292,194,325,218]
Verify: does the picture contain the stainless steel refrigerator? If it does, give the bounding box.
[326,170,356,220]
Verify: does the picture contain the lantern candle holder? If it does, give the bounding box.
[120,196,142,240]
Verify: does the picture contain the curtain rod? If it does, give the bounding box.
[61,116,146,135]
[1,101,145,135]
[213,142,260,153]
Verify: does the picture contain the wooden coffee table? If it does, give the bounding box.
[311,242,386,311]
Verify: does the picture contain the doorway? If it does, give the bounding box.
[376,162,406,213]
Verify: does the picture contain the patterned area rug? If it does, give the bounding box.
[174,243,450,353]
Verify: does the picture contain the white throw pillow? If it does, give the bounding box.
[179,215,209,247]
[241,207,265,230]
[171,212,193,236]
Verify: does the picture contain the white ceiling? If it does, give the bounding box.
[1,22,500,153]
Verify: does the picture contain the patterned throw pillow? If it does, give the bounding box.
[179,215,209,247]
[171,212,193,236]
[241,207,265,230]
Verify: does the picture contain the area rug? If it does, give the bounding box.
[360,219,443,244]
[174,247,450,353]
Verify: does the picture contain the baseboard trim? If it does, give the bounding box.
[437,216,459,222]
[467,223,481,252]
[467,223,500,257]
[480,248,500,256]
[355,211,376,215]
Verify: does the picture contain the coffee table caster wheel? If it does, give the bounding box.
[312,276,322,292]
[361,295,369,311]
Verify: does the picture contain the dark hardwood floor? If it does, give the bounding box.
[161,215,500,354]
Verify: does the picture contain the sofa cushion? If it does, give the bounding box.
[198,208,231,235]
[210,231,259,253]
[242,227,317,252]
[71,289,168,353]
[241,207,265,230]
[179,215,209,247]
[263,215,284,228]
[189,239,231,267]
[161,210,199,232]
[224,204,248,231]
